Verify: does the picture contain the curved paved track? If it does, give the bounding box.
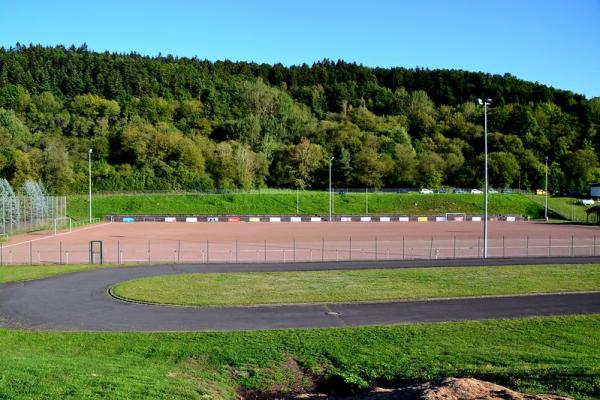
[0,257,599,332]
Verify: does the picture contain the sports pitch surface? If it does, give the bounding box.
[3,221,600,264]
[0,259,599,331]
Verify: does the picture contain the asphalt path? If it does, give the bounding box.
[0,257,599,332]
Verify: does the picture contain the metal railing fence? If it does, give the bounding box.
[0,235,597,266]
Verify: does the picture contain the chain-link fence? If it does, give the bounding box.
[1,235,598,265]
[1,179,68,237]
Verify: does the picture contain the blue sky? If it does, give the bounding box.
[1,0,599,98]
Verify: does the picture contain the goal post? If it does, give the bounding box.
[445,212,466,222]
[89,240,103,264]
[53,216,72,235]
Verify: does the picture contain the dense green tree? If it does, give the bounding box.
[488,152,520,188]
[0,44,595,192]
[562,149,599,191]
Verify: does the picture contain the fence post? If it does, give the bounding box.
[349,237,352,261]
[117,240,121,264]
[0,242,2,266]
[236,240,238,264]
[321,238,324,262]
[502,236,505,258]
[206,240,209,264]
[177,240,181,263]
[264,240,267,263]
[571,235,574,257]
[478,236,481,258]
[148,240,151,263]
[59,241,62,265]
[293,239,296,263]
[402,236,405,259]
[548,236,551,257]
[453,236,456,259]
[375,237,378,261]
[29,241,32,265]
[526,235,529,257]
[429,236,433,259]
[595,236,597,257]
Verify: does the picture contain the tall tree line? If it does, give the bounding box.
[0,44,598,194]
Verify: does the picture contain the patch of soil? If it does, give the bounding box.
[293,378,572,400]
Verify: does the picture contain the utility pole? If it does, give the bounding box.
[329,157,334,222]
[88,148,93,223]
[477,98,492,258]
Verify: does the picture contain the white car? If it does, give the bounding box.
[470,189,483,194]
[578,199,595,205]
[419,188,433,194]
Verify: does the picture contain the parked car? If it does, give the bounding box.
[434,188,448,194]
[502,188,513,194]
[453,188,465,194]
[470,189,483,194]
[419,188,433,194]
[536,189,547,195]
[488,188,499,194]
[577,199,595,206]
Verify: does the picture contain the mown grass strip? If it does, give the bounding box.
[527,194,590,222]
[0,263,148,283]
[111,264,600,306]
[0,264,103,283]
[0,316,598,399]
[67,192,546,221]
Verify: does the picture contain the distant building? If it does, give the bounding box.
[590,183,600,199]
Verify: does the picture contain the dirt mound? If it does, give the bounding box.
[295,377,572,400]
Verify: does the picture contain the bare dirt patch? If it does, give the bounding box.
[295,377,572,400]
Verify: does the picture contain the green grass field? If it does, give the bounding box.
[67,191,547,221]
[3,264,598,399]
[0,316,598,399]
[0,264,106,283]
[527,194,592,222]
[111,264,600,306]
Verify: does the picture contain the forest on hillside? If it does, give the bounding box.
[0,43,599,194]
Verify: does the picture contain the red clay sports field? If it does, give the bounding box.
[2,220,600,265]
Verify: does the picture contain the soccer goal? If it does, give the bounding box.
[445,212,466,222]
[53,216,72,235]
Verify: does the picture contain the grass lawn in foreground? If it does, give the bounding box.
[0,264,105,283]
[0,316,598,399]
[67,192,546,220]
[111,264,600,306]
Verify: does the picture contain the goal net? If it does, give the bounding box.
[445,213,466,222]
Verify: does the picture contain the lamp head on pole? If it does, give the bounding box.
[89,148,93,154]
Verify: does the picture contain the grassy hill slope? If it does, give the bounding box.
[67,191,547,220]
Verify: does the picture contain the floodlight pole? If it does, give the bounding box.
[329,156,334,222]
[545,156,549,221]
[88,148,93,223]
[478,98,492,258]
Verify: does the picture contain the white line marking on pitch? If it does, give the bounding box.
[1,223,112,249]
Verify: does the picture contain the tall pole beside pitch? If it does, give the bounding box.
[544,156,549,221]
[478,98,492,258]
[329,156,334,222]
[88,148,93,223]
